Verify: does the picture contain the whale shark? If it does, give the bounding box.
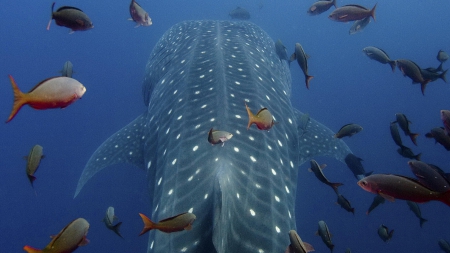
[74,20,351,253]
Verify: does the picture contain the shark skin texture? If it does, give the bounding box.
[74,20,351,253]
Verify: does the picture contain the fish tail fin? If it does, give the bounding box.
[138,213,155,236]
[331,182,344,193]
[440,69,448,83]
[415,153,422,161]
[47,2,55,30]
[389,60,396,72]
[113,222,124,238]
[420,80,430,96]
[23,245,42,253]
[371,3,377,21]
[439,190,450,207]
[409,133,419,146]
[332,0,337,8]
[306,75,314,89]
[245,102,255,129]
[388,230,394,239]
[6,75,27,123]
[419,218,427,228]
[437,62,443,72]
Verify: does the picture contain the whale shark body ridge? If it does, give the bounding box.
[75,20,351,253]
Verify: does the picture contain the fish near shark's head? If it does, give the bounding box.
[75,20,351,253]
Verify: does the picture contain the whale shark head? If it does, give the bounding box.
[75,20,351,253]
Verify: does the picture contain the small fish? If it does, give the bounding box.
[60,61,74,78]
[229,7,250,20]
[397,146,421,160]
[285,230,315,253]
[316,220,334,252]
[362,46,396,72]
[129,0,152,27]
[25,145,44,189]
[439,239,450,253]
[139,212,196,235]
[437,50,449,63]
[390,122,405,148]
[307,0,337,16]
[408,160,450,193]
[425,127,450,151]
[333,123,363,138]
[245,103,276,130]
[366,195,385,215]
[103,207,123,238]
[46,2,93,33]
[377,224,394,243]
[406,201,428,228]
[396,59,430,95]
[309,159,343,194]
[275,39,290,64]
[290,43,313,89]
[441,110,450,135]
[336,193,355,214]
[329,4,377,22]
[349,16,371,35]
[23,218,90,253]
[420,68,448,83]
[394,113,419,146]
[357,174,450,206]
[344,153,373,180]
[6,75,86,123]
[208,128,233,146]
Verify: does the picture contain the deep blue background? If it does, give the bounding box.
[1,0,449,252]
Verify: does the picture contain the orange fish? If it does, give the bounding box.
[23,218,90,253]
[138,212,196,235]
[245,103,276,130]
[6,75,86,123]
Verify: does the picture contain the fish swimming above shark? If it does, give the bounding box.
[74,20,352,253]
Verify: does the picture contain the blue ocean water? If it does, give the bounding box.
[1,0,449,252]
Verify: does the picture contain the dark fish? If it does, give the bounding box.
[329,4,377,22]
[426,62,444,73]
[395,113,419,146]
[307,0,337,16]
[60,61,73,78]
[406,201,428,228]
[396,59,430,95]
[103,206,123,238]
[275,39,289,63]
[334,123,363,138]
[437,50,449,63]
[408,160,450,192]
[377,224,394,243]
[397,146,421,160]
[357,174,450,206]
[229,7,250,20]
[46,2,93,33]
[23,218,90,253]
[425,127,450,151]
[441,110,450,135]
[25,145,44,188]
[349,16,371,35]
[317,220,334,252]
[129,0,152,27]
[245,103,276,130]
[290,43,313,89]
[309,159,343,194]
[421,68,448,83]
[139,212,196,235]
[390,122,404,148]
[208,128,233,146]
[285,230,315,253]
[336,193,355,214]
[344,153,373,180]
[362,46,396,72]
[439,239,450,253]
[366,195,385,215]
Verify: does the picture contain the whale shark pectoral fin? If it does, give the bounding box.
[74,112,149,198]
[295,109,352,165]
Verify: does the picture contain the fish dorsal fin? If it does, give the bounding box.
[256,107,268,115]
[342,4,368,10]
[28,77,59,93]
[158,212,188,223]
[56,6,84,13]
